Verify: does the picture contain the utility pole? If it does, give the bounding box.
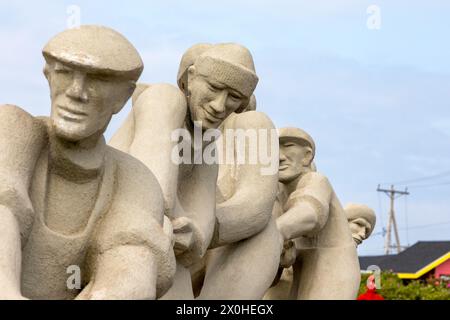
[377,185,409,255]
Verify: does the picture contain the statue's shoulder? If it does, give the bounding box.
[287,172,334,210]
[232,110,275,129]
[0,104,31,116]
[107,146,162,196]
[297,172,332,191]
[132,82,183,103]
[0,104,36,125]
[132,82,187,113]
[101,146,165,245]
[0,104,47,138]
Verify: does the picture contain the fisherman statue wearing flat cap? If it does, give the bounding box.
[345,203,376,246]
[270,127,360,300]
[110,43,280,299]
[0,25,175,299]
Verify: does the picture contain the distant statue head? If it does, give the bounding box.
[43,25,143,142]
[177,43,258,130]
[278,127,315,184]
[345,203,376,246]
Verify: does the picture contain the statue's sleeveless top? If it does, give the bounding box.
[21,147,114,299]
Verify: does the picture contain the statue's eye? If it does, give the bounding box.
[229,93,242,101]
[284,143,295,147]
[207,83,220,92]
[90,73,113,82]
[54,63,72,74]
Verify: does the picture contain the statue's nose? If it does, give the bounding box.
[209,90,228,114]
[66,72,89,103]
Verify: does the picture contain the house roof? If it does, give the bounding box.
[359,241,450,279]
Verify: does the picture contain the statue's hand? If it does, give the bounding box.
[171,216,205,267]
[162,215,174,246]
[172,217,196,256]
[280,240,296,268]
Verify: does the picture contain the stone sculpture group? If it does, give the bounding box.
[0,25,376,300]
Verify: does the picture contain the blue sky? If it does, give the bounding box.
[1,0,449,256]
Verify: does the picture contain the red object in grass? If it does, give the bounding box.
[357,287,384,300]
[357,274,384,300]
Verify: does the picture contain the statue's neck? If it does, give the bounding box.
[49,131,106,183]
[185,116,219,152]
[285,175,301,196]
[285,168,311,196]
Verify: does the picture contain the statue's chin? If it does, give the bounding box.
[51,121,90,143]
[278,172,301,184]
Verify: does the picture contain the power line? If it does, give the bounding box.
[381,170,450,186]
[408,181,450,189]
[405,221,450,231]
[371,220,450,236]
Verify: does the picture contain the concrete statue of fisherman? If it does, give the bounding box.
[273,127,360,300]
[110,43,280,299]
[345,203,376,246]
[0,25,175,300]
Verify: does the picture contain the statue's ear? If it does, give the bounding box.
[235,94,256,113]
[43,63,51,80]
[302,147,314,167]
[187,65,196,76]
[113,81,136,114]
[182,65,196,97]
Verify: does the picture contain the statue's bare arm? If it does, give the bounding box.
[0,105,46,299]
[110,83,187,217]
[211,111,279,247]
[77,245,158,300]
[0,206,25,299]
[174,161,218,266]
[277,173,332,241]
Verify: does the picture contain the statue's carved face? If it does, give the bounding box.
[187,68,246,130]
[46,60,134,142]
[348,218,373,245]
[278,139,313,183]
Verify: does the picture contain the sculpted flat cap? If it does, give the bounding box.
[278,127,316,157]
[43,25,143,80]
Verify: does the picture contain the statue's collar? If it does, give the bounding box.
[48,131,106,183]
